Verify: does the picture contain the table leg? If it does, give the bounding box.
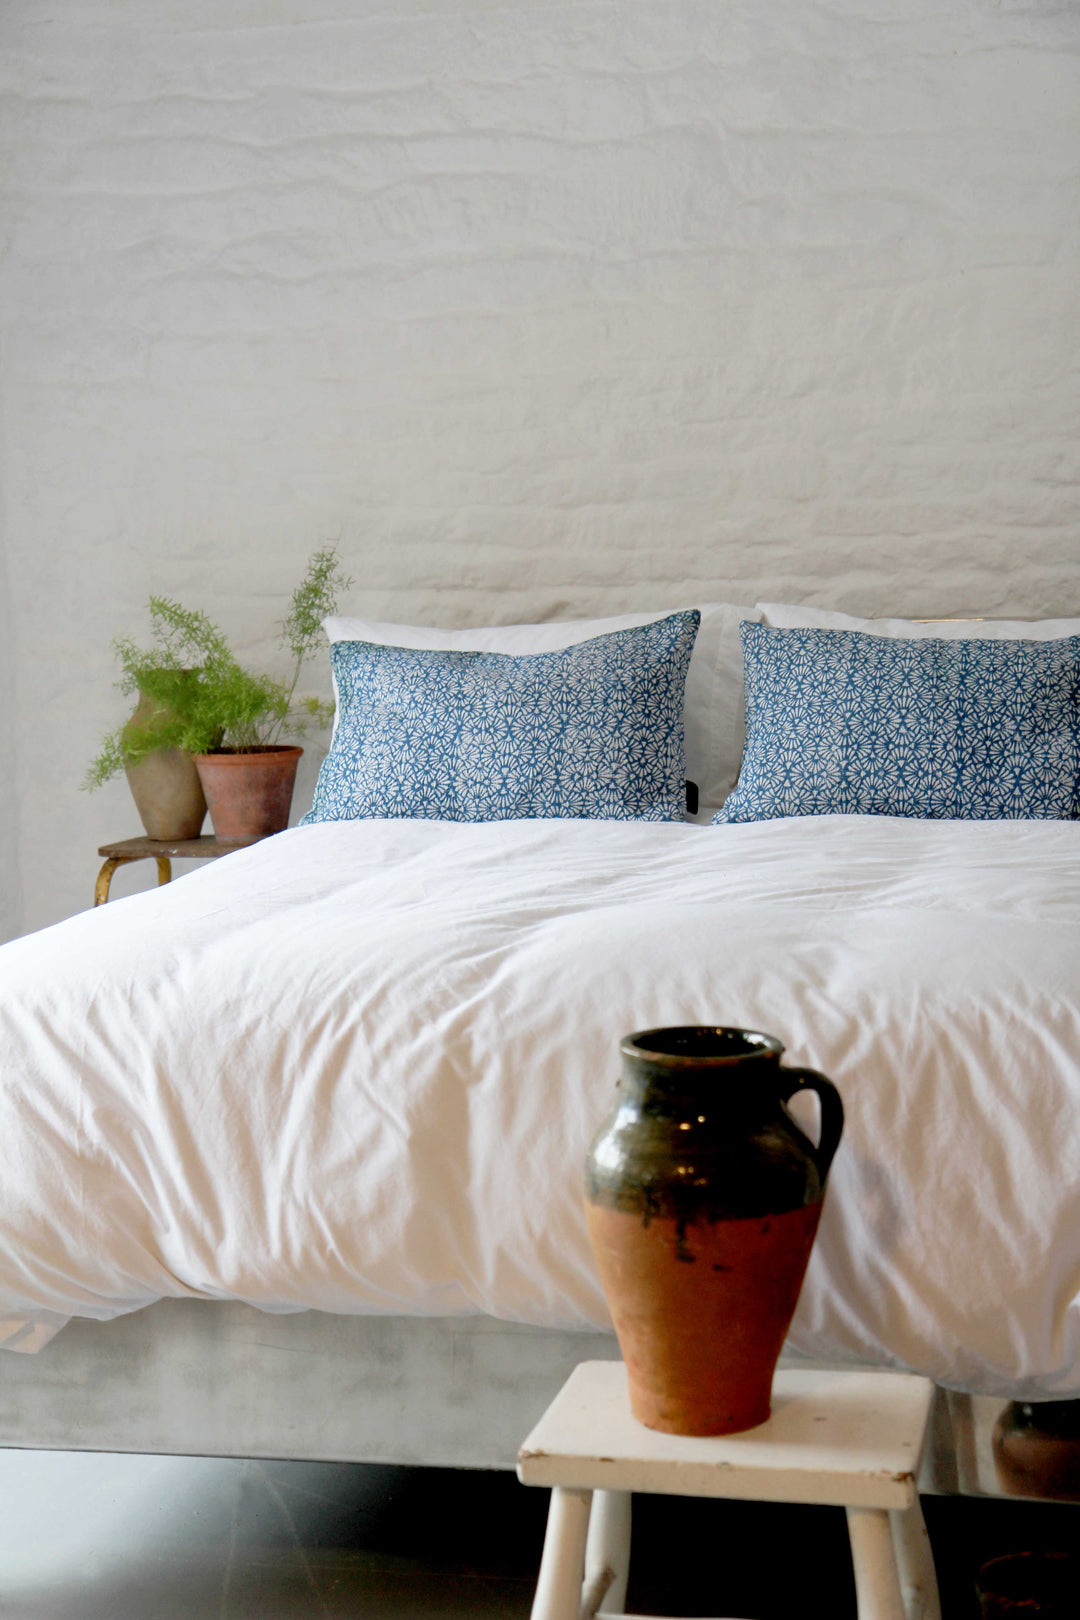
[531,1487,592,1620]
[94,856,135,906]
[582,1489,631,1616]
[847,1506,906,1620]
[155,857,172,887]
[890,1501,941,1620]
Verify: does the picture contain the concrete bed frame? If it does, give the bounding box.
[0,1299,966,1499]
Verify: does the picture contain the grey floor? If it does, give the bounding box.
[0,1452,544,1619]
[0,1449,1075,1618]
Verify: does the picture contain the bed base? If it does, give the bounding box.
[0,1300,967,1495]
[0,1301,619,1469]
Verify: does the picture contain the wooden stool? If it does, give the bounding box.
[517,1362,940,1620]
[94,834,265,905]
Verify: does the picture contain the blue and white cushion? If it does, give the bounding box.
[302,610,700,824]
[714,622,1080,824]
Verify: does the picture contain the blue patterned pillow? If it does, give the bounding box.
[302,610,700,824]
[714,622,1080,824]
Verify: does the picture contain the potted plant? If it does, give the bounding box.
[86,548,352,841]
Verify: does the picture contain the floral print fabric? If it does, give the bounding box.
[302,610,699,824]
[715,622,1080,824]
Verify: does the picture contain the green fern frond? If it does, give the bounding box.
[85,546,351,787]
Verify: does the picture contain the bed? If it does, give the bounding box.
[1,601,1078,1498]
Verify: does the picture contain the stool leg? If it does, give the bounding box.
[890,1502,941,1620]
[531,1487,592,1620]
[582,1489,631,1616]
[94,856,132,906]
[847,1506,906,1620]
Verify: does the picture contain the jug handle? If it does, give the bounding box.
[778,1067,844,1182]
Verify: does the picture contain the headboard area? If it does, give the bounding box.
[4,0,1078,936]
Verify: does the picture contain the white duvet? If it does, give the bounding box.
[1,815,1079,1397]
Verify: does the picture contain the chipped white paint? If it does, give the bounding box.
[2,1,1079,937]
[518,1361,940,1620]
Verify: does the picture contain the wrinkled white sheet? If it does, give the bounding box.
[1,815,1078,1397]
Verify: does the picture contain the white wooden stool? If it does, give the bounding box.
[517,1362,940,1620]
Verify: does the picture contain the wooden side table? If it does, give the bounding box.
[94,835,266,906]
[518,1361,940,1620]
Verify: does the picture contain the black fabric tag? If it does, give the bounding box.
[685,780,699,815]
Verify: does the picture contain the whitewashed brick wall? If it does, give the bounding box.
[2,0,1079,937]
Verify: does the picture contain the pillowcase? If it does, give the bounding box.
[323,602,761,810]
[757,602,1080,640]
[302,611,700,825]
[714,622,1080,825]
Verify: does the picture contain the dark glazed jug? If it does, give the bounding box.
[585,1026,843,1436]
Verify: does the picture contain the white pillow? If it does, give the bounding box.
[757,603,1080,640]
[323,604,761,810]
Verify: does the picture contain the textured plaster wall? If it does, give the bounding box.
[0,493,17,944]
[2,0,1079,938]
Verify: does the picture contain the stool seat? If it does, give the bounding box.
[517,1363,941,1620]
[519,1362,932,1510]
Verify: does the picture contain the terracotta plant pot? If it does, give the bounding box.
[193,747,302,840]
[976,1552,1077,1619]
[122,688,206,839]
[585,1026,843,1436]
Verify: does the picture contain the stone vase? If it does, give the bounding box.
[585,1026,843,1436]
[122,690,206,840]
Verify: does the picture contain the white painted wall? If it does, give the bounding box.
[2,0,1078,939]
[0,502,17,944]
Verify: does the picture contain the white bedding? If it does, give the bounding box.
[1,815,1079,1398]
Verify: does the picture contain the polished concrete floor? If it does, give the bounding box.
[0,1449,1075,1618]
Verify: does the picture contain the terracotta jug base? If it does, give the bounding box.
[586,1200,823,1437]
[632,1385,771,1437]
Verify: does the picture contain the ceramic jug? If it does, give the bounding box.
[585,1026,843,1436]
[992,1400,1080,1501]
